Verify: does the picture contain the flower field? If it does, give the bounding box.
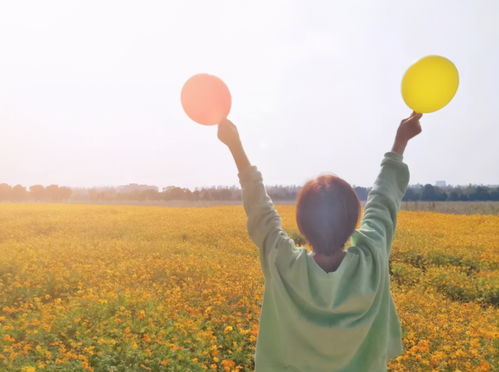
[0,203,497,371]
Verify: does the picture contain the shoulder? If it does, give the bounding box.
[349,230,388,265]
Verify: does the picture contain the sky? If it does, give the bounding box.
[0,0,498,189]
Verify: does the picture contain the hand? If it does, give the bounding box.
[217,118,241,149]
[391,111,423,156]
[217,118,251,173]
[396,111,423,143]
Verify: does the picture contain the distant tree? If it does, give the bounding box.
[421,184,435,201]
[215,186,232,200]
[420,184,447,201]
[140,189,160,201]
[461,185,475,201]
[162,186,191,200]
[88,189,99,201]
[45,185,60,202]
[490,186,499,201]
[43,185,72,202]
[191,190,201,201]
[0,183,12,201]
[30,185,46,201]
[97,189,117,202]
[448,189,460,201]
[402,187,419,201]
[58,186,72,202]
[11,185,28,201]
[471,186,490,201]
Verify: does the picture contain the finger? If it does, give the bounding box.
[408,113,422,122]
[403,112,416,122]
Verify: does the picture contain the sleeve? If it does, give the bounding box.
[352,152,409,257]
[238,165,298,279]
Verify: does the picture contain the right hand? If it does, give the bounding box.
[395,111,423,143]
[217,118,241,149]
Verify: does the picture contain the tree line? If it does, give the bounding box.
[0,183,498,203]
[0,184,72,202]
[401,184,499,201]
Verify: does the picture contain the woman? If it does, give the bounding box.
[217,112,422,371]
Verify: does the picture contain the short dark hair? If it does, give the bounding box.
[295,174,361,255]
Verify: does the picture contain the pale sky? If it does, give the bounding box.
[0,1,498,189]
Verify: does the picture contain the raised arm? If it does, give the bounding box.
[217,119,295,278]
[353,112,422,257]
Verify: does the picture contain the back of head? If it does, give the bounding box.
[296,174,361,256]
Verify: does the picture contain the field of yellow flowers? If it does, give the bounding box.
[0,203,497,371]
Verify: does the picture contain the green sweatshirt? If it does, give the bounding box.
[238,151,409,372]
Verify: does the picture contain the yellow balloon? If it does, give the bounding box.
[401,55,459,113]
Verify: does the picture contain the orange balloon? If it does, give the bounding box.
[181,73,232,125]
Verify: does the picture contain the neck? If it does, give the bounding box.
[312,249,346,272]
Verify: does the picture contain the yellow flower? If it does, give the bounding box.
[3,334,15,343]
[221,359,236,369]
[2,204,498,372]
